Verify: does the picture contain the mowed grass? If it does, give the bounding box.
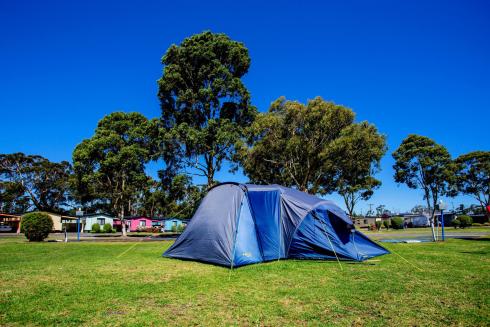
[0,237,489,326]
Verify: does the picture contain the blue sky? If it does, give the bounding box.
[1,0,489,213]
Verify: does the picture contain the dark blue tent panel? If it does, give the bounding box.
[163,183,389,267]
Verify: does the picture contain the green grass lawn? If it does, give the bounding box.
[0,237,489,326]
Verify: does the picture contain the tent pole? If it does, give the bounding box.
[317,213,343,271]
[324,227,343,271]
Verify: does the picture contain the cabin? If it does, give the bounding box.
[83,213,115,232]
[0,213,21,233]
[125,216,154,232]
[163,218,188,232]
[45,212,78,232]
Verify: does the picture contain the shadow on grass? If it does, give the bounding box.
[457,237,490,242]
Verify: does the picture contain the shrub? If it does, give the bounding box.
[472,223,482,227]
[177,224,185,233]
[21,212,53,242]
[91,223,101,233]
[103,223,112,233]
[458,215,473,229]
[452,219,460,229]
[375,221,382,231]
[383,220,390,230]
[171,224,178,233]
[390,217,404,230]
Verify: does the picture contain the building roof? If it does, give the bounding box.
[82,213,114,218]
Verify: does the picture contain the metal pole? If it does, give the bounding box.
[77,218,80,241]
[441,209,445,241]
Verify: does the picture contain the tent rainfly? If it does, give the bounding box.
[163,183,389,267]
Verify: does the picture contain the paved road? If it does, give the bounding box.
[0,232,179,242]
[2,229,489,242]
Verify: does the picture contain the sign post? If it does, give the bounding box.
[76,208,84,242]
[439,200,447,241]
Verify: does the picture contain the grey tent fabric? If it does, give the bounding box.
[164,184,244,266]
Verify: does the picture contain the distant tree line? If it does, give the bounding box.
[1,31,488,239]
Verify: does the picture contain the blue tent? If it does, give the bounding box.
[163,183,389,267]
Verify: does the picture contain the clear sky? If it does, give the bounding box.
[1,0,489,213]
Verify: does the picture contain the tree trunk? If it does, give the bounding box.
[121,206,127,237]
[207,163,215,188]
[426,195,436,242]
[342,193,354,218]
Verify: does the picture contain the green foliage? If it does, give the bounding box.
[240,97,385,216]
[375,221,382,231]
[102,223,112,233]
[171,224,178,233]
[0,153,72,213]
[91,223,101,233]
[453,151,490,218]
[390,217,404,230]
[240,96,354,193]
[141,173,203,219]
[383,220,390,230]
[322,122,386,216]
[177,224,185,233]
[452,219,460,228]
[158,31,256,187]
[0,181,30,214]
[458,215,473,228]
[21,212,53,241]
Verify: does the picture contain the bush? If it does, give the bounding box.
[171,224,178,233]
[390,217,404,230]
[383,220,390,230]
[375,221,382,231]
[103,223,112,233]
[91,223,101,233]
[472,223,482,227]
[458,215,473,229]
[177,224,185,233]
[452,219,460,229]
[21,212,53,242]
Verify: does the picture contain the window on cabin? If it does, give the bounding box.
[139,220,146,226]
[97,218,105,225]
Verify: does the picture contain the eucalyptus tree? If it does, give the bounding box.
[240,96,354,193]
[323,122,387,217]
[453,151,490,221]
[392,135,454,241]
[0,153,72,213]
[240,97,386,216]
[157,31,256,187]
[72,112,152,236]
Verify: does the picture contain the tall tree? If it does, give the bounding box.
[240,96,355,194]
[322,122,387,217]
[72,112,151,236]
[0,181,31,213]
[392,135,454,241]
[453,151,490,221]
[0,153,72,213]
[140,172,202,219]
[157,31,256,187]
